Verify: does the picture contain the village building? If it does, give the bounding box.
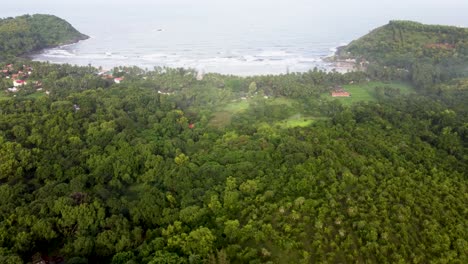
[13,80,27,87]
[196,70,204,81]
[114,77,124,84]
[98,70,114,80]
[158,90,173,95]
[331,86,351,97]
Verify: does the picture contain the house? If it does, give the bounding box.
[158,90,173,95]
[7,87,18,92]
[332,91,351,97]
[13,80,27,87]
[196,70,204,81]
[98,70,114,79]
[331,86,351,97]
[114,77,124,84]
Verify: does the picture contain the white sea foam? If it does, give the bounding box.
[142,53,181,61]
[43,49,76,57]
[257,50,293,57]
[35,43,337,76]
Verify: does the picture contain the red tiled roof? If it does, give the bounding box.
[331,92,350,97]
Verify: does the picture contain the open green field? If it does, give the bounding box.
[25,92,46,99]
[322,81,415,105]
[222,100,250,113]
[208,99,250,128]
[221,97,294,114]
[274,113,316,128]
[209,97,321,129]
[0,91,46,101]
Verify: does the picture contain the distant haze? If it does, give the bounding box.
[2,0,467,75]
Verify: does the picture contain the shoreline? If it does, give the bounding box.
[22,34,90,61]
[27,40,360,77]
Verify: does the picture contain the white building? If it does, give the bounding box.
[13,80,27,87]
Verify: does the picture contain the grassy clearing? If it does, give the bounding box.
[0,91,46,101]
[222,100,250,113]
[275,117,315,128]
[209,97,295,128]
[209,111,232,128]
[25,92,46,99]
[208,99,249,128]
[322,81,415,105]
[275,114,328,128]
[268,97,295,106]
[209,97,323,129]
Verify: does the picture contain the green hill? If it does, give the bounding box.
[0,14,88,60]
[335,21,468,90]
[338,20,468,64]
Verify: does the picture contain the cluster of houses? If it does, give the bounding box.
[97,69,124,84]
[1,63,47,94]
[2,64,129,97]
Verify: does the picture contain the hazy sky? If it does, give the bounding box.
[2,0,468,25]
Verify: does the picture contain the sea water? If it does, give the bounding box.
[2,0,467,76]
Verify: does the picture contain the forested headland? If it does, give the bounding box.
[0,14,88,61]
[334,20,468,91]
[0,17,467,264]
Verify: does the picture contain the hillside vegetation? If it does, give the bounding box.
[0,19,466,264]
[336,21,468,90]
[0,14,88,60]
[341,21,467,62]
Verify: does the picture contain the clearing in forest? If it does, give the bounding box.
[209,97,320,129]
[323,81,415,105]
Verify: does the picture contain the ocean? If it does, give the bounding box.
[2,0,468,76]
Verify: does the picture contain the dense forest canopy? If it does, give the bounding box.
[0,14,88,60]
[0,18,467,264]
